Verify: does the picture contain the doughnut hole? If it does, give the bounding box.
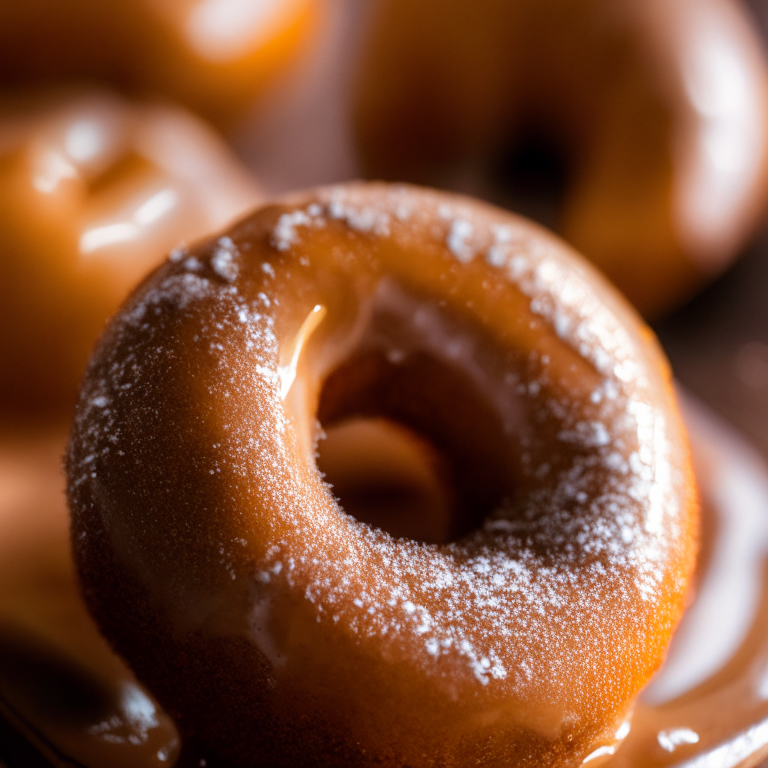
[485,125,573,232]
[316,419,453,545]
[316,349,518,545]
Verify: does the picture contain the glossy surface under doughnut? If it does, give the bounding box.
[0,430,179,768]
[67,183,698,767]
[0,90,262,422]
[354,0,768,317]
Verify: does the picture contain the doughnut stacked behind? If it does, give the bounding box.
[354,0,768,317]
[0,90,262,422]
[67,183,698,767]
[0,0,320,127]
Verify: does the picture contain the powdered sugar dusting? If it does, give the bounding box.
[211,236,239,282]
[168,244,187,263]
[328,195,390,236]
[271,210,313,251]
[268,190,392,253]
[446,219,475,262]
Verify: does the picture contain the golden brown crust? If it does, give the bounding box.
[67,182,698,767]
[353,0,768,317]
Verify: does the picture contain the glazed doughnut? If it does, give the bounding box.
[67,183,698,767]
[353,0,768,317]
[0,90,261,421]
[0,0,319,127]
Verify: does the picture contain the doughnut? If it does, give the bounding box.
[0,90,262,422]
[353,0,768,317]
[0,0,319,127]
[66,183,698,767]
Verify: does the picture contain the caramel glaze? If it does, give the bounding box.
[0,397,766,767]
[353,0,768,318]
[0,90,262,424]
[0,0,320,128]
[66,184,696,767]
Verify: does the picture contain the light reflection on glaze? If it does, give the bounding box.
[278,303,326,400]
[658,728,700,754]
[182,0,313,62]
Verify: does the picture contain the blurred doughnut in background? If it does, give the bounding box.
[353,0,768,318]
[0,90,262,424]
[656,0,768,482]
[0,0,321,127]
